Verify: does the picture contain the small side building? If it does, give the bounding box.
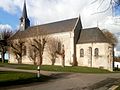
[76,27,113,71]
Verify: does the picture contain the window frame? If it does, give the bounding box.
[94,48,99,57]
[80,48,84,57]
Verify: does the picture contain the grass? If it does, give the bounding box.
[0,62,37,69]
[40,65,111,73]
[0,62,111,73]
[0,71,50,87]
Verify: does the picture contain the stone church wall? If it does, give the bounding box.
[9,32,75,66]
[42,32,74,66]
[76,43,113,71]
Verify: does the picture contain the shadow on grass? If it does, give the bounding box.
[0,73,71,90]
[0,71,71,90]
[0,76,50,87]
[0,71,52,90]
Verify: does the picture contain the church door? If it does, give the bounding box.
[88,47,92,67]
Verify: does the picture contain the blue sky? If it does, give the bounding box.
[0,8,20,29]
[114,2,120,16]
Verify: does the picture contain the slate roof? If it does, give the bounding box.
[10,18,78,39]
[77,27,109,44]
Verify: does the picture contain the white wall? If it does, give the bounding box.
[9,32,75,66]
[42,32,75,66]
[76,43,113,71]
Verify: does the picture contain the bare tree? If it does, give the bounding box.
[56,43,65,67]
[102,29,118,69]
[102,29,118,46]
[46,38,65,67]
[10,39,25,64]
[28,45,37,65]
[0,29,12,63]
[30,36,46,66]
[47,38,59,65]
[91,0,120,14]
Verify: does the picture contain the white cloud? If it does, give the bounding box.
[0,0,118,28]
[0,0,120,55]
[0,24,12,31]
[0,0,90,25]
[0,0,16,14]
[0,0,120,32]
[115,48,120,56]
[25,0,89,25]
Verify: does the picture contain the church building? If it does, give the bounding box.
[9,1,113,71]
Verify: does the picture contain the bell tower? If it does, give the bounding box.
[20,0,30,31]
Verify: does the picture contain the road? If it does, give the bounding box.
[0,67,120,90]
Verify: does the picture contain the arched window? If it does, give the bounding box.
[94,48,99,56]
[80,49,84,57]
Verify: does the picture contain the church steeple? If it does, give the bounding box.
[22,0,27,19]
[20,0,30,31]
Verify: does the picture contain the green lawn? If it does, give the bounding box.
[0,62,111,73]
[41,65,111,73]
[0,71,50,87]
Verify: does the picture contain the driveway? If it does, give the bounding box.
[0,67,120,90]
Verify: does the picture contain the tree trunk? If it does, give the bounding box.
[40,57,42,66]
[62,56,65,67]
[113,44,115,70]
[18,57,22,64]
[72,54,78,66]
[34,59,36,65]
[1,52,5,63]
[73,60,78,66]
[51,58,55,65]
[34,61,36,65]
[34,55,37,65]
[38,54,42,66]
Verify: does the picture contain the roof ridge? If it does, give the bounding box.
[28,17,78,29]
[10,18,78,39]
